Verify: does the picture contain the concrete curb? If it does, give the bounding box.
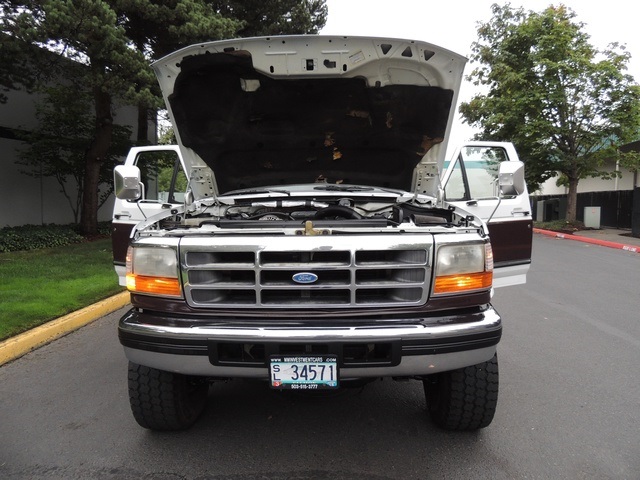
[533,228,640,254]
[0,291,130,367]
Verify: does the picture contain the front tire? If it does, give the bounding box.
[127,362,208,431]
[423,354,499,431]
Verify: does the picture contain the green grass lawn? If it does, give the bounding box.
[0,238,124,341]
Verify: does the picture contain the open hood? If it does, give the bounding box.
[152,36,466,197]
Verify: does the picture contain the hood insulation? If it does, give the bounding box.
[168,51,455,193]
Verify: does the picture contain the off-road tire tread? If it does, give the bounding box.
[127,362,208,431]
[424,354,499,431]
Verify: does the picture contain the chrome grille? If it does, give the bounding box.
[180,235,432,308]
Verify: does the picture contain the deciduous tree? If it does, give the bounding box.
[460,4,640,222]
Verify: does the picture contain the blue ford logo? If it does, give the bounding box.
[292,272,318,284]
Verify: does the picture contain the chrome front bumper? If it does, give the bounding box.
[118,306,501,378]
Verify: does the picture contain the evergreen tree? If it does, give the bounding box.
[1,0,327,233]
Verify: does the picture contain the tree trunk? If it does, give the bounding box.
[565,175,579,223]
[80,85,113,235]
[137,103,149,145]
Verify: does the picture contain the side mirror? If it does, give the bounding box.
[114,165,142,200]
[498,161,526,196]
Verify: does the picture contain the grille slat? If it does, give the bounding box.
[181,236,432,308]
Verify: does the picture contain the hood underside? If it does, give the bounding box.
[153,36,467,195]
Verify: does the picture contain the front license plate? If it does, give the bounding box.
[269,355,339,390]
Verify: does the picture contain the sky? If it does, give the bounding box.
[320,0,640,145]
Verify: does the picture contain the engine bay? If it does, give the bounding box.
[154,194,462,232]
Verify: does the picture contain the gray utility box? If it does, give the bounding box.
[536,198,566,222]
[584,206,601,229]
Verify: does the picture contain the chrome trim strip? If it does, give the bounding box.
[119,307,501,342]
[123,346,497,377]
[493,263,530,288]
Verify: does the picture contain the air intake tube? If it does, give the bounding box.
[313,205,362,220]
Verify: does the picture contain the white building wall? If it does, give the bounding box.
[535,161,637,195]
[0,83,40,130]
[0,82,153,227]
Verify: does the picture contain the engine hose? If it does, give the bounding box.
[313,205,362,219]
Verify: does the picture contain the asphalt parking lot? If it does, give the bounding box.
[1,234,639,479]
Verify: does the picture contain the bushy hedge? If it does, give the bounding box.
[0,223,112,253]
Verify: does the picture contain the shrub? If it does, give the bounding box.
[97,222,112,237]
[0,223,112,252]
[533,220,585,232]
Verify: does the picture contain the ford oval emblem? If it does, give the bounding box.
[292,272,318,284]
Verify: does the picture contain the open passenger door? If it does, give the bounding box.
[442,142,532,287]
[112,146,187,285]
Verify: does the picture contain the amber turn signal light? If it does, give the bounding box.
[126,274,182,297]
[433,271,493,295]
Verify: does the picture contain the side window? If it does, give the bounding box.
[445,146,508,201]
[443,159,467,201]
[134,150,187,203]
[462,146,505,199]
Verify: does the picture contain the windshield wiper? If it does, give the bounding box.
[221,188,291,196]
[313,185,374,192]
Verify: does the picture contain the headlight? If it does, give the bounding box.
[433,243,493,295]
[126,246,182,297]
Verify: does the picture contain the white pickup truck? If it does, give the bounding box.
[112,35,532,431]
